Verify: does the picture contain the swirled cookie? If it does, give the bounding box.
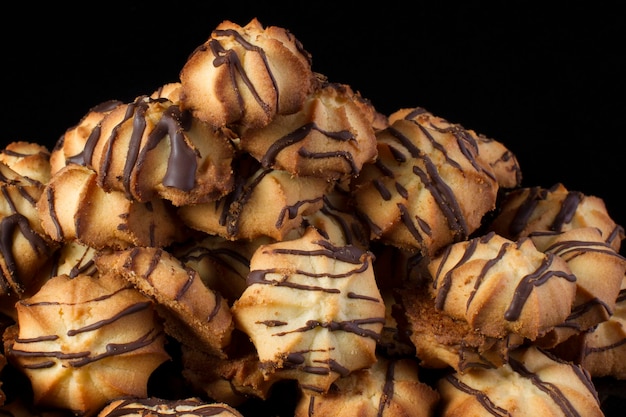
[172,234,272,305]
[351,107,500,256]
[551,274,626,379]
[0,163,57,299]
[388,108,522,190]
[49,100,123,175]
[489,183,625,253]
[398,231,578,372]
[97,397,243,417]
[0,141,51,185]
[94,247,234,358]
[427,232,577,341]
[179,18,315,129]
[231,227,385,394]
[82,95,236,206]
[531,227,626,347]
[437,346,604,417]
[3,272,170,417]
[36,164,187,250]
[177,153,332,241]
[294,356,439,417]
[239,82,378,181]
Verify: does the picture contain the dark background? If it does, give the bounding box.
[3,2,624,232]
[1,2,625,414]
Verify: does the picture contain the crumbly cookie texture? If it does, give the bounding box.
[231,227,385,394]
[180,18,316,130]
[351,107,504,256]
[1,16,625,417]
[3,273,170,416]
[427,232,577,341]
[437,346,604,417]
[94,247,234,358]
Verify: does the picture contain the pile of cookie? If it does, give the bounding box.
[0,18,624,417]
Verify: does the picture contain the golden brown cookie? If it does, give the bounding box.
[83,95,236,206]
[551,274,626,379]
[437,346,604,417]
[0,141,52,185]
[531,227,626,347]
[294,356,440,417]
[49,100,123,175]
[177,153,332,241]
[94,246,234,358]
[427,232,577,341]
[489,183,625,253]
[0,162,57,299]
[97,397,244,417]
[37,164,187,250]
[239,82,378,181]
[3,272,170,417]
[351,107,500,256]
[231,227,385,394]
[180,18,315,130]
[172,234,273,305]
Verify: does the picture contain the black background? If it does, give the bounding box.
[2,2,624,232]
[1,2,625,414]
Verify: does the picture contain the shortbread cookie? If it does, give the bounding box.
[94,247,234,358]
[97,397,243,417]
[351,107,500,256]
[437,346,604,417]
[551,274,626,379]
[388,108,522,189]
[3,272,170,417]
[531,227,626,347]
[173,234,273,305]
[37,164,187,250]
[0,163,57,299]
[239,82,378,181]
[179,339,278,406]
[49,100,123,174]
[427,232,577,341]
[294,356,440,417]
[180,18,315,129]
[0,141,52,185]
[489,183,625,252]
[231,227,385,394]
[82,95,236,206]
[399,284,521,372]
[177,153,332,241]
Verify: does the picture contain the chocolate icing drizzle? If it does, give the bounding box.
[432,232,577,322]
[259,121,361,176]
[98,397,240,417]
[0,183,53,295]
[10,285,164,369]
[445,347,599,417]
[79,97,200,201]
[362,107,497,247]
[246,235,384,383]
[210,28,276,119]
